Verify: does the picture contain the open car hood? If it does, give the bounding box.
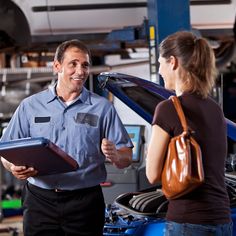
[97,72,236,142]
[98,72,174,124]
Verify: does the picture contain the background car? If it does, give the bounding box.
[0,0,235,53]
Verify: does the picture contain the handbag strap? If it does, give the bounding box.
[170,96,188,132]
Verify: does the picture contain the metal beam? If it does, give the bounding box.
[147,0,191,84]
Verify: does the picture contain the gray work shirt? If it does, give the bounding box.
[1,84,133,190]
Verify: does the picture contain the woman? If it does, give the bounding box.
[146,31,232,236]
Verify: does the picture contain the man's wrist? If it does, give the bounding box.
[1,157,13,172]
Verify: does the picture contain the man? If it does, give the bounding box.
[0,39,133,236]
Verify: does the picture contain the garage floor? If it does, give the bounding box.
[0,216,23,236]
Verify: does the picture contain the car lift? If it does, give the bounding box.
[147,0,190,84]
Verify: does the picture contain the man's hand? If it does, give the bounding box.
[101,138,118,164]
[101,138,132,169]
[10,165,38,180]
[1,157,38,180]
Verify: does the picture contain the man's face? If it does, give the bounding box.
[54,46,90,94]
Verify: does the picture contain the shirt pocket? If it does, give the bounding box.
[29,116,54,139]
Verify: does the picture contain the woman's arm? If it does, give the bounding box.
[146,124,170,184]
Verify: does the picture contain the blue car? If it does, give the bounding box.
[97,72,236,236]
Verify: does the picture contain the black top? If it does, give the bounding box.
[152,93,231,224]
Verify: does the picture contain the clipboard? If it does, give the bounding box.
[0,137,79,176]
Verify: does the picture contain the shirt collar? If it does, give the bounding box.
[47,83,91,105]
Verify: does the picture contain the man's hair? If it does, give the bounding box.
[54,39,91,63]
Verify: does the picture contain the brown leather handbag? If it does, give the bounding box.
[161,96,204,199]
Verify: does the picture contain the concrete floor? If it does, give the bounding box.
[0,216,23,236]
